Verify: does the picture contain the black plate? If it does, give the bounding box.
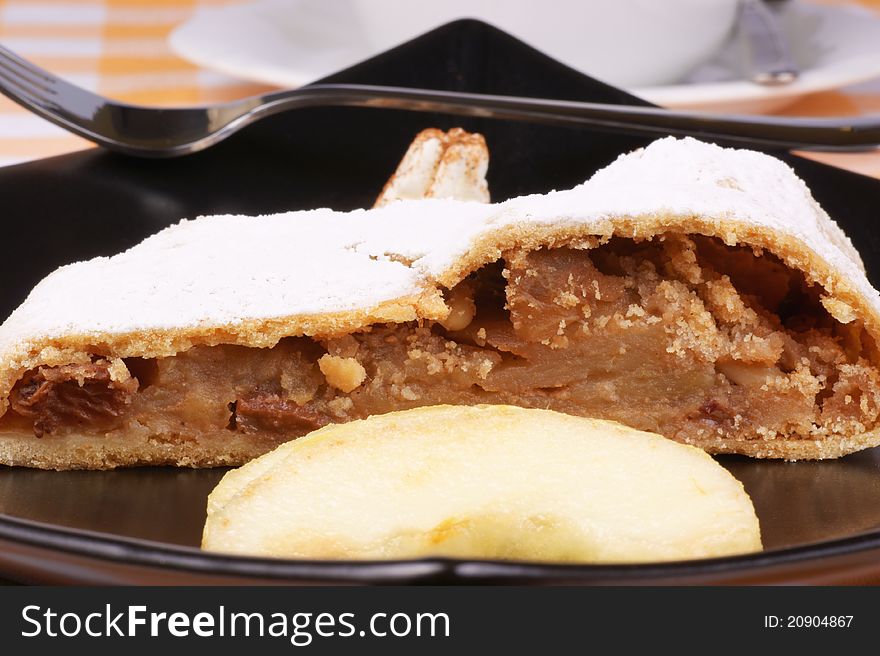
[2,21,880,585]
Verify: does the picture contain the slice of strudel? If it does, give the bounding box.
[2,135,879,469]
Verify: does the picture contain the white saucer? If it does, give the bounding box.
[169,0,880,113]
[635,1,880,112]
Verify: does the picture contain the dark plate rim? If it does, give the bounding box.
[3,504,880,584]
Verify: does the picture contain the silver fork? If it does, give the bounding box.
[1,43,878,158]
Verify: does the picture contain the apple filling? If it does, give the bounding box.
[5,233,880,454]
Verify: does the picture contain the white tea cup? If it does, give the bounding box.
[353,0,740,87]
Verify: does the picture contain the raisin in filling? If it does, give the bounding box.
[9,360,138,437]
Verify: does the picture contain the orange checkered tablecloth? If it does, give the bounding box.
[0,0,878,176]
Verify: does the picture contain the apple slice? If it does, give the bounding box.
[202,405,761,562]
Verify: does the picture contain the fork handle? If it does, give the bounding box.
[250,83,880,153]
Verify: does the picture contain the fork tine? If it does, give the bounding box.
[0,44,54,87]
[0,53,56,105]
[0,60,54,96]
[0,44,109,117]
[0,48,58,113]
[0,63,51,107]
[0,43,108,126]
